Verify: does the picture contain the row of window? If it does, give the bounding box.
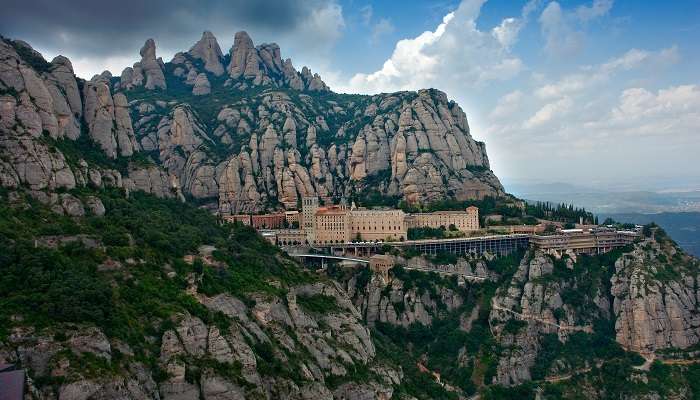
[350,225,403,231]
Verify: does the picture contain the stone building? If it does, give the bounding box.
[251,213,286,229]
[302,196,319,244]
[276,229,306,246]
[369,254,395,280]
[405,206,479,232]
[530,228,639,255]
[349,208,407,242]
[314,205,350,244]
[285,210,301,227]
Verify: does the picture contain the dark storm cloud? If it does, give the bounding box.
[0,0,327,56]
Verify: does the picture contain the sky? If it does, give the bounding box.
[2,0,699,191]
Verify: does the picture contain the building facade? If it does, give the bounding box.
[285,211,301,227]
[349,208,407,241]
[302,196,319,244]
[222,214,252,225]
[314,205,350,244]
[230,197,487,247]
[405,206,479,232]
[530,228,639,255]
[251,213,286,229]
[276,229,307,246]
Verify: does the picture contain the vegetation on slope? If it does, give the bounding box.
[0,188,314,380]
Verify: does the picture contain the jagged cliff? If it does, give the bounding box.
[0,31,503,215]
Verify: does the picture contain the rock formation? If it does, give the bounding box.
[82,81,138,158]
[188,31,225,76]
[1,280,397,400]
[192,73,211,95]
[611,234,700,354]
[138,39,166,90]
[1,31,503,215]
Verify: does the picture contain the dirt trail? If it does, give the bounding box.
[491,299,593,333]
[544,366,593,383]
[403,264,487,281]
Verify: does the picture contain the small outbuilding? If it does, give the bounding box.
[369,254,395,280]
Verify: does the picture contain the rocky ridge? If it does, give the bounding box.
[0,31,503,215]
[335,256,495,328]
[0,38,182,214]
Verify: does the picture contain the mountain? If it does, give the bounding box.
[3,31,700,400]
[0,31,503,216]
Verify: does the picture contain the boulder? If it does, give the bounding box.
[192,73,211,95]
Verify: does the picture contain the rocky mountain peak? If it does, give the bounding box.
[227,30,257,79]
[188,31,224,76]
[224,30,328,92]
[1,32,502,213]
[50,55,74,72]
[139,38,157,59]
[134,38,166,90]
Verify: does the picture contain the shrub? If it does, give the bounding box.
[296,293,339,314]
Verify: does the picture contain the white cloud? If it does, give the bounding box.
[338,0,530,94]
[576,0,614,22]
[483,38,694,182]
[534,46,678,99]
[370,18,395,44]
[535,73,589,99]
[600,85,700,137]
[489,90,523,119]
[492,0,541,49]
[539,1,583,57]
[539,0,615,57]
[524,96,573,128]
[492,17,522,48]
[289,1,345,54]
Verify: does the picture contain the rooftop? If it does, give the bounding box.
[316,206,347,215]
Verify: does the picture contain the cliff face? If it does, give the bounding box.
[0,31,503,214]
[333,257,496,328]
[488,252,611,386]
[485,233,700,391]
[611,231,700,354]
[4,286,396,400]
[0,39,182,209]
